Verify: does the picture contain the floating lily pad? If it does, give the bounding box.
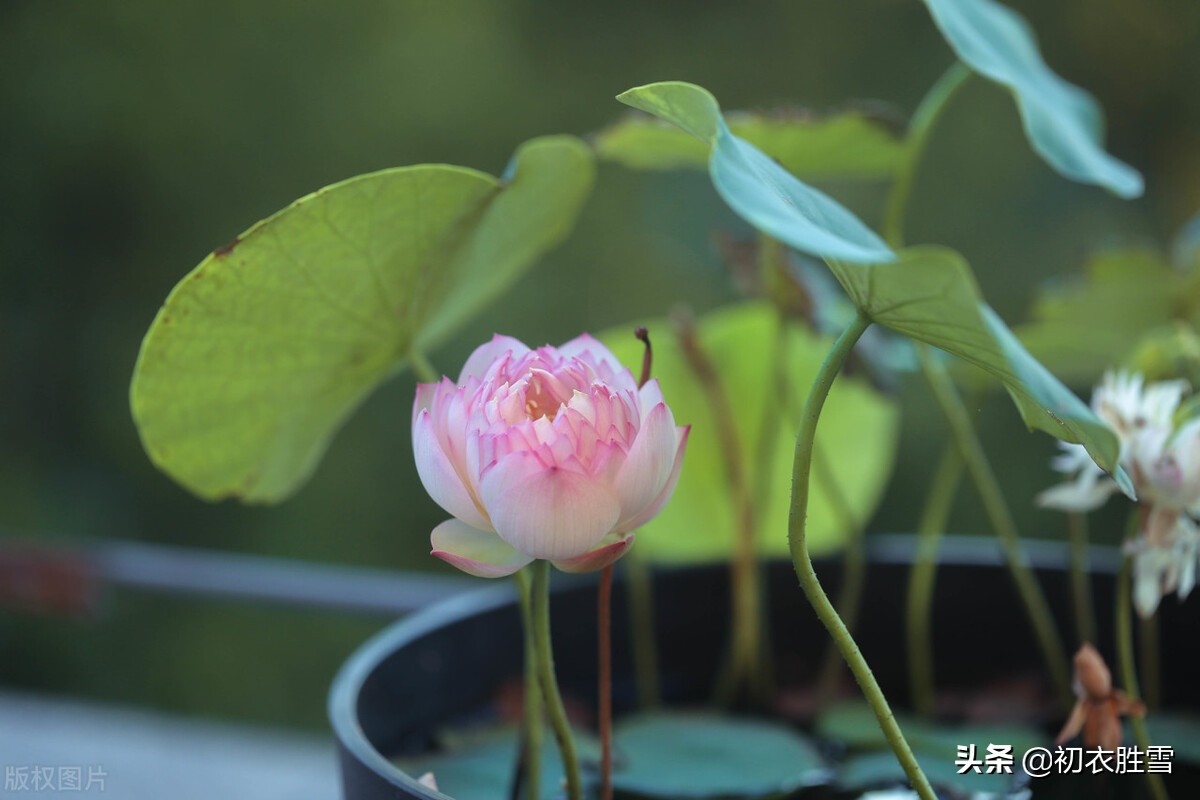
[816,700,892,750]
[839,749,1014,797]
[612,711,827,798]
[818,700,1043,755]
[1146,712,1200,766]
[395,725,599,800]
[131,135,594,503]
[821,701,1043,797]
[903,719,1044,764]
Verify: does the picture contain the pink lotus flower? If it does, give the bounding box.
[413,334,689,577]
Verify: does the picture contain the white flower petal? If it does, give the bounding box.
[559,333,639,391]
[413,410,491,530]
[1132,546,1171,618]
[612,403,679,527]
[617,425,690,533]
[1165,418,1200,506]
[1178,558,1197,601]
[637,378,665,415]
[458,335,530,383]
[1036,475,1118,512]
[430,519,533,578]
[552,533,635,574]
[413,381,439,421]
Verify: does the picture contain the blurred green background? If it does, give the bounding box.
[1,0,1198,730]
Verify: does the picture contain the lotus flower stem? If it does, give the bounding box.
[917,346,1072,708]
[624,554,662,709]
[814,443,867,698]
[1141,611,1161,711]
[594,327,650,797]
[598,564,615,800]
[530,560,583,800]
[678,315,766,705]
[789,311,936,800]
[886,58,1071,709]
[514,569,543,800]
[1123,499,1160,710]
[905,442,964,717]
[883,60,972,247]
[1117,556,1170,800]
[1066,512,1097,647]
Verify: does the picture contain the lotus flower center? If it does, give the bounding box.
[524,372,564,421]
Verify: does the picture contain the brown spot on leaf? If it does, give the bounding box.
[213,236,241,258]
[240,471,261,493]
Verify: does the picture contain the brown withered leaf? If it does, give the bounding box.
[1056,643,1146,751]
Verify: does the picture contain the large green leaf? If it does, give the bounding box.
[615,80,1126,492]
[921,0,1142,198]
[826,247,1131,494]
[595,108,905,181]
[616,82,895,264]
[599,302,899,563]
[131,136,594,502]
[1017,249,1181,383]
[612,711,827,798]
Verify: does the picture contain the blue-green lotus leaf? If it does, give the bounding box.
[132,136,594,503]
[923,0,1142,198]
[617,82,895,264]
[827,246,1133,495]
[613,712,827,798]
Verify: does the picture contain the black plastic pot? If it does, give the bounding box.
[329,535,1199,799]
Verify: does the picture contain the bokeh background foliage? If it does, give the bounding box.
[2,0,1199,729]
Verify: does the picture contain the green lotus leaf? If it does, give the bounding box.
[395,725,600,800]
[616,81,895,264]
[922,0,1142,197]
[1145,712,1200,766]
[612,711,827,798]
[131,136,594,503]
[838,750,1013,796]
[823,701,1042,796]
[596,108,905,181]
[1017,249,1180,384]
[600,302,899,563]
[826,246,1131,494]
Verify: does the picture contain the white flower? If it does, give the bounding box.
[1037,371,1182,513]
[1038,370,1200,617]
[1093,371,1151,434]
[1036,443,1116,512]
[1127,515,1200,617]
[1140,417,1200,512]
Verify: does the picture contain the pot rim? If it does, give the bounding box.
[330,578,519,798]
[328,533,1123,795]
